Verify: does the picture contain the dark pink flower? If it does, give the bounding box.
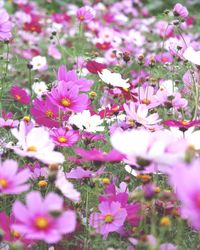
[86,60,107,74]
[75,148,124,163]
[162,119,200,130]
[31,97,60,128]
[10,85,31,105]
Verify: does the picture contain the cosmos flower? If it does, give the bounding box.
[49,81,89,112]
[0,159,30,195]
[183,47,200,65]
[76,6,95,23]
[50,127,79,147]
[12,191,76,243]
[55,170,80,202]
[69,110,104,133]
[30,56,47,71]
[169,159,200,229]
[0,9,12,41]
[32,81,48,97]
[10,85,31,105]
[173,3,188,18]
[98,69,130,89]
[89,201,127,238]
[10,122,65,164]
[0,111,19,128]
[31,96,60,128]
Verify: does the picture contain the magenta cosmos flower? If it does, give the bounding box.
[12,191,76,243]
[75,148,124,163]
[173,3,188,18]
[169,159,200,229]
[162,119,200,130]
[49,81,89,112]
[31,96,60,128]
[0,160,30,194]
[50,127,79,147]
[10,85,31,105]
[89,201,127,237]
[57,65,93,91]
[0,9,12,41]
[76,6,95,23]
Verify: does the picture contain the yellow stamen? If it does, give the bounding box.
[57,136,67,143]
[27,146,37,152]
[104,213,114,223]
[61,98,71,107]
[38,180,48,188]
[0,178,8,188]
[35,217,49,230]
[45,110,53,118]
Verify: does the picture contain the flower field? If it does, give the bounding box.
[1,0,200,249]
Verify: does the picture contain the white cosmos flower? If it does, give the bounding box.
[32,81,48,96]
[98,69,130,89]
[183,47,200,65]
[10,122,64,164]
[30,56,47,71]
[69,110,104,133]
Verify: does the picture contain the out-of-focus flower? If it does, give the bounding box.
[32,81,48,97]
[0,159,30,194]
[75,148,124,163]
[12,191,76,243]
[173,3,188,18]
[0,111,19,128]
[0,9,12,41]
[98,69,130,89]
[183,47,200,65]
[76,6,95,23]
[169,159,200,229]
[55,170,80,202]
[30,56,47,71]
[10,85,31,105]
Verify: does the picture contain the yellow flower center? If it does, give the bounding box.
[27,145,37,152]
[79,15,85,20]
[38,180,48,188]
[61,98,71,107]
[104,213,114,223]
[15,94,21,101]
[57,136,67,143]
[11,230,21,239]
[23,116,30,122]
[0,178,8,188]
[141,98,151,105]
[35,217,49,230]
[45,110,53,118]
[181,120,189,125]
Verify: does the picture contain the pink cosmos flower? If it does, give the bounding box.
[76,6,95,23]
[75,148,124,163]
[10,85,31,105]
[169,159,200,229]
[89,201,127,238]
[50,127,79,147]
[0,111,19,128]
[124,102,161,128]
[0,159,30,194]
[12,191,76,243]
[56,65,93,91]
[0,9,12,41]
[66,166,104,179]
[49,81,89,112]
[173,3,188,18]
[31,97,60,128]
[48,44,61,60]
[0,212,32,248]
